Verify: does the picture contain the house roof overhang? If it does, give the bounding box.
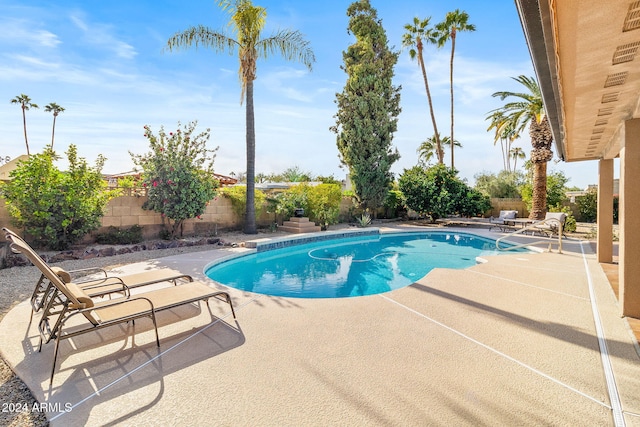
[515,0,640,162]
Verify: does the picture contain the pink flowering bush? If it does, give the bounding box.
[130,121,219,238]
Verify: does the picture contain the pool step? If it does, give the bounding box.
[280,217,321,233]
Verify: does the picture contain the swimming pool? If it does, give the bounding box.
[205,231,523,299]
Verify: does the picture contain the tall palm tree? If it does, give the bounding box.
[510,146,526,171]
[166,0,315,234]
[44,102,65,150]
[402,17,444,164]
[489,76,553,220]
[437,9,475,170]
[10,94,39,156]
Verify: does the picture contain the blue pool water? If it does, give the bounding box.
[205,231,522,299]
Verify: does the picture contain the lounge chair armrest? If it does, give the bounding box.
[78,276,126,289]
[80,278,131,297]
[67,267,109,280]
[91,296,155,312]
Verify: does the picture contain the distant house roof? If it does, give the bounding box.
[0,155,29,181]
[215,173,238,186]
[103,171,238,186]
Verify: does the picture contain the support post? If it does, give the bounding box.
[620,119,640,317]
[597,159,614,263]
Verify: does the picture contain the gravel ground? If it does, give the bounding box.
[0,229,266,427]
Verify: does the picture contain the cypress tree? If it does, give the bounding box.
[331,0,401,213]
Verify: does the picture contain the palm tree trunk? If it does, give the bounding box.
[530,160,547,220]
[51,115,57,149]
[449,32,456,170]
[418,47,443,164]
[22,107,30,156]
[244,79,257,234]
[500,138,508,171]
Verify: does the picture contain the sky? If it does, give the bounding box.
[0,0,603,189]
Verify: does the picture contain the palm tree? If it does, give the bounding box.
[487,110,519,172]
[402,17,444,164]
[10,94,39,156]
[510,146,526,171]
[416,136,437,166]
[166,0,315,234]
[437,9,475,170]
[44,102,65,150]
[489,76,553,220]
[441,135,462,161]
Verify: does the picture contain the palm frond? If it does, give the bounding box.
[257,30,315,70]
[165,25,238,53]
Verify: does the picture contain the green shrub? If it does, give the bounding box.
[95,225,144,244]
[399,164,490,221]
[221,186,266,223]
[383,189,405,218]
[274,184,310,220]
[1,145,118,250]
[576,189,597,222]
[308,184,342,229]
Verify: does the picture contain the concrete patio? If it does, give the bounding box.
[1,226,639,426]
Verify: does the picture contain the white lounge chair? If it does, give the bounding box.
[489,210,518,231]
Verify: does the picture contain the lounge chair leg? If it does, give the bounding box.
[226,294,236,319]
[50,334,62,387]
[150,312,160,347]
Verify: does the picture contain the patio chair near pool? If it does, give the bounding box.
[489,210,518,231]
[2,228,194,319]
[2,227,236,385]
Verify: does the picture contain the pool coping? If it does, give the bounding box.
[245,227,380,252]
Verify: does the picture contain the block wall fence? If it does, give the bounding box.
[0,194,537,240]
[0,195,360,240]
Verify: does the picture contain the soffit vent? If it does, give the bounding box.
[598,106,615,115]
[602,92,620,103]
[604,72,629,87]
[624,1,640,32]
[613,41,640,64]
[595,119,609,126]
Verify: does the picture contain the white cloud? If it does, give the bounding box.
[34,30,61,48]
[69,12,137,60]
[0,18,61,48]
[259,67,315,102]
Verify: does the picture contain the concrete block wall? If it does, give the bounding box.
[488,198,528,218]
[97,195,244,238]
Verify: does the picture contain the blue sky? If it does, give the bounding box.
[0,0,600,188]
